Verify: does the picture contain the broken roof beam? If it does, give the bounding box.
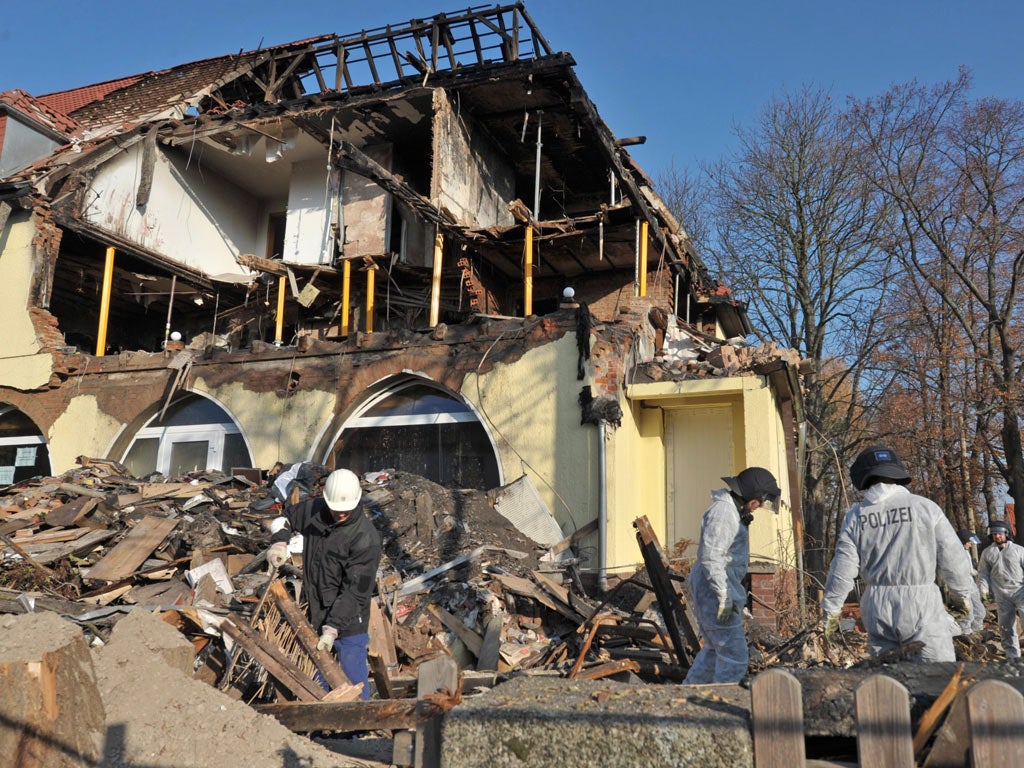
[291,116,457,231]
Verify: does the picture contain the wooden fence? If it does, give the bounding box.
[751,668,1024,768]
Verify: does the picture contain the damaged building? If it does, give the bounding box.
[0,4,803,606]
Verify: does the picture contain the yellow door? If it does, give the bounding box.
[666,406,734,556]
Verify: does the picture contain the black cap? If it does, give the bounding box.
[957,528,981,546]
[849,445,911,491]
[722,467,781,504]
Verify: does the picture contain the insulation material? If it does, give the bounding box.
[491,474,565,547]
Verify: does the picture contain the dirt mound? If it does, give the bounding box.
[91,610,370,767]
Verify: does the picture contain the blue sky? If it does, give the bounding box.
[2,1,1023,178]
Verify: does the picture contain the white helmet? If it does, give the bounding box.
[323,469,362,512]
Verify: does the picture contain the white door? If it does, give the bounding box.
[666,406,734,554]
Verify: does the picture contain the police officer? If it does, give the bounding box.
[268,468,382,699]
[684,466,781,684]
[821,446,974,662]
[978,518,1024,658]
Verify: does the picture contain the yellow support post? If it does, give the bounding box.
[365,266,375,333]
[639,220,649,297]
[524,225,533,316]
[95,246,115,356]
[341,259,351,336]
[429,231,444,327]
[275,275,286,345]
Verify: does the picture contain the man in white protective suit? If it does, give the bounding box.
[978,518,1024,658]
[820,445,974,662]
[684,466,782,684]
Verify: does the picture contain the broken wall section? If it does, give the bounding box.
[81,143,265,278]
[432,88,515,232]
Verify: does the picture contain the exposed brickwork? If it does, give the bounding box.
[749,567,798,630]
[572,268,674,323]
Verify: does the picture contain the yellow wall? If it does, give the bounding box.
[461,334,598,540]
[0,211,53,390]
[624,375,797,572]
[49,395,124,473]
[190,377,336,468]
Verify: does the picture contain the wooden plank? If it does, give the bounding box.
[416,656,459,768]
[256,698,446,732]
[427,604,483,658]
[369,597,398,667]
[752,669,805,768]
[633,515,698,665]
[11,527,87,545]
[914,663,965,758]
[856,674,914,768]
[18,528,115,564]
[266,580,355,695]
[491,572,560,612]
[44,496,97,528]
[220,615,323,702]
[0,530,58,579]
[477,614,503,672]
[575,659,639,681]
[369,652,394,699]
[547,519,598,556]
[84,515,179,582]
[967,679,1024,767]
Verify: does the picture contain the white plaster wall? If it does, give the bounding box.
[190,376,336,467]
[81,144,261,277]
[48,395,123,474]
[432,89,515,229]
[283,158,339,265]
[461,333,597,539]
[0,212,53,389]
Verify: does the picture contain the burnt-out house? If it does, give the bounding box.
[0,4,804,609]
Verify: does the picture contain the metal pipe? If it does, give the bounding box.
[598,419,608,592]
[366,266,375,333]
[639,221,649,297]
[274,276,286,345]
[533,112,542,221]
[674,272,680,317]
[96,246,115,356]
[429,231,444,327]
[163,274,176,349]
[524,225,533,316]
[633,219,640,297]
[341,259,351,336]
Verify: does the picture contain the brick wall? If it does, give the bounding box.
[748,566,798,630]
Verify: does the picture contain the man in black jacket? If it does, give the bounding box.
[268,468,382,699]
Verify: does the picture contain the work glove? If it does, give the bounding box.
[715,599,738,625]
[947,592,970,622]
[266,541,289,574]
[317,625,339,653]
[980,589,990,602]
[823,614,841,644]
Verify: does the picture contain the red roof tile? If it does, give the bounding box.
[0,88,78,135]
[38,76,144,117]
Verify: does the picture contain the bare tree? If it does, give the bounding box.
[850,72,1024,534]
[697,86,893,584]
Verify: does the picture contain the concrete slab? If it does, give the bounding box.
[441,676,754,768]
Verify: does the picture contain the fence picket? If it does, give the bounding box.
[752,668,806,768]
[855,674,914,768]
[966,679,1024,767]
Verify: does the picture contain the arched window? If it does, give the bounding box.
[122,395,252,478]
[331,379,501,490]
[0,406,51,486]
